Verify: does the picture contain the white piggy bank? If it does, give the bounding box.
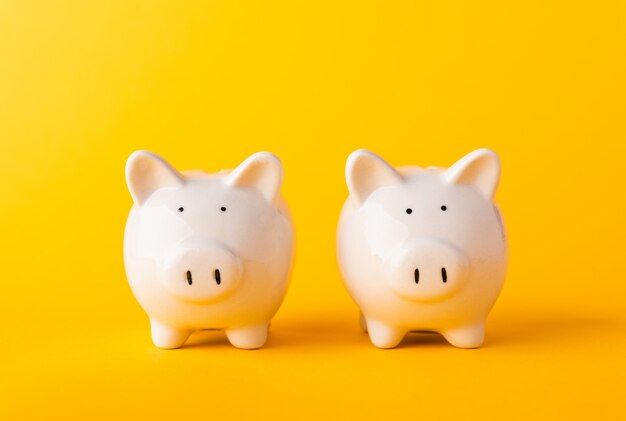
[124,151,294,349]
[337,149,507,349]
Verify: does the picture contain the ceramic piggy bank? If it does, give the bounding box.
[337,149,507,349]
[124,151,294,349]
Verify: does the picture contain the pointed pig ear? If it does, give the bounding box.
[226,152,283,206]
[346,149,404,206]
[125,151,184,206]
[445,149,501,200]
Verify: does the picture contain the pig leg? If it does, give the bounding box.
[150,320,191,349]
[441,322,485,349]
[225,322,269,350]
[366,319,405,349]
[359,312,368,333]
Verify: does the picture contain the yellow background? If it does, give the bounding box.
[1,1,625,419]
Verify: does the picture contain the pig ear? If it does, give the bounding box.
[444,149,501,200]
[346,149,404,206]
[125,150,184,206]
[226,152,283,206]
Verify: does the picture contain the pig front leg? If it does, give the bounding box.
[359,312,368,333]
[225,322,269,350]
[441,322,485,349]
[366,319,406,349]
[150,320,192,349]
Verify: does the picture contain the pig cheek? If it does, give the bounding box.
[360,202,409,260]
[136,206,194,264]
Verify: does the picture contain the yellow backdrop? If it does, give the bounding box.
[1,1,625,419]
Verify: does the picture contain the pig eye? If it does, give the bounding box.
[178,207,184,212]
[220,207,227,212]
[441,205,447,211]
[406,208,413,214]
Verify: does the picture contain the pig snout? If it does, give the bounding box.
[160,239,243,303]
[387,239,469,302]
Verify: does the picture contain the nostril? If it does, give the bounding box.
[441,267,447,283]
[414,268,419,284]
[186,270,193,285]
[214,269,221,285]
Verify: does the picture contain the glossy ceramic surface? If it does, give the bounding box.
[124,151,295,349]
[337,149,508,348]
